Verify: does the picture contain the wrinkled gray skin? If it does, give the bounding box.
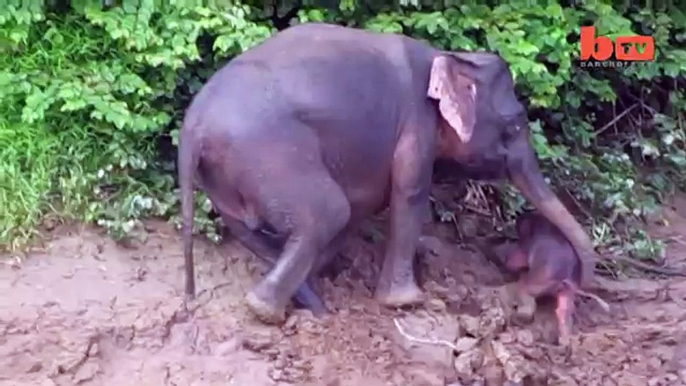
[505,211,609,343]
[178,23,596,324]
[508,211,583,287]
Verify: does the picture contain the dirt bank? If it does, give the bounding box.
[2,197,686,386]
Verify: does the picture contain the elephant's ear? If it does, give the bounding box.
[427,55,477,143]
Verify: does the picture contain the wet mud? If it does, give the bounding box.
[2,196,686,386]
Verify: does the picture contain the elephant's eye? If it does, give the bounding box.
[502,116,526,143]
[502,124,520,142]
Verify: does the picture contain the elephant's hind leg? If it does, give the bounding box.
[245,173,351,324]
[222,216,328,315]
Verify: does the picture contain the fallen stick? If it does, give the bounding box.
[393,318,458,351]
[606,254,686,277]
[668,236,686,247]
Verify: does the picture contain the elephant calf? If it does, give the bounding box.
[505,211,609,344]
[178,22,596,324]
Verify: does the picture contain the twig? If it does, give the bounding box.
[472,182,489,207]
[667,236,686,247]
[564,188,593,221]
[393,318,458,351]
[464,205,491,217]
[186,282,234,313]
[596,258,619,280]
[595,103,639,136]
[627,93,659,115]
[606,254,686,277]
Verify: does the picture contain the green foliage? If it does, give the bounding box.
[1,1,685,265]
[0,3,272,251]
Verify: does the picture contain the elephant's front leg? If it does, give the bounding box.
[374,133,433,307]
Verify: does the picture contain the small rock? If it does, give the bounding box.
[391,372,405,385]
[459,315,481,337]
[49,351,87,376]
[26,360,43,374]
[492,340,532,383]
[88,342,100,357]
[470,379,486,386]
[427,298,447,312]
[274,357,288,369]
[514,296,537,322]
[454,349,484,378]
[425,281,450,298]
[665,373,679,382]
[407,367,445,386]
[291,358,310,370]
[646,357,662,373]
[215,338,241,356]
[242,332,275,352]
[483,364,504,386]
[326,379,342,386]
[263,347,281,357]
[282,314,300,336]
[552,374,579,386]
[516,330,534,346]
[499,331,516,344]
[270,368,283,381]
[454,354,473,378]
[455,337,479,353]
[614,373,648,386]
[19,353,43,374]
[40,379,57,386]
[445,277,458,289]
[73,362,100,384]
[478,306,507,337]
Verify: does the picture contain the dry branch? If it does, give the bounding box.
[595,103,639,136]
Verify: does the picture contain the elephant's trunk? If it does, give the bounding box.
[507,141,596,287]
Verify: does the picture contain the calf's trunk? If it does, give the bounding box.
[507,142,596,288]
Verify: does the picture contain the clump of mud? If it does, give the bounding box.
[388,283,548,385]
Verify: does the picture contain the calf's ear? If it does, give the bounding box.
[427,55,477,143]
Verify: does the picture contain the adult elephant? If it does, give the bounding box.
[178,22,596,324]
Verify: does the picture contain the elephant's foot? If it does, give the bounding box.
[245,286,287,325]
[375,280,425,308]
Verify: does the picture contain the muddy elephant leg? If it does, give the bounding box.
[309,227,349,277]
[374,136,432,307]
[221,216,281,263]
[221,216,327,315]
[245,176,351,324]
[375,190,427,306]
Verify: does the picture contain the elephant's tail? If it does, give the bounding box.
[178,120,201,300]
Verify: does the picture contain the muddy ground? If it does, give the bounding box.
[2,194,686,386]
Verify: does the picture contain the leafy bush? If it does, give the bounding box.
[0,3,271,250]
[1,1,684,265]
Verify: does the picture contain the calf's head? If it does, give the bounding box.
[427,51,596,286]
